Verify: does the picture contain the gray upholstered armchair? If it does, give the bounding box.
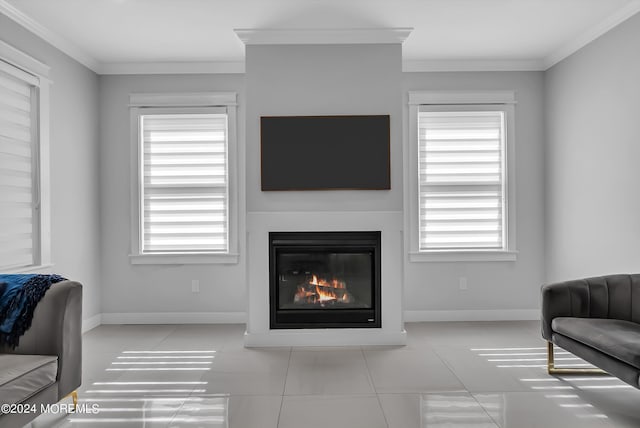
[0,280,82,427]
[541,274,640,387]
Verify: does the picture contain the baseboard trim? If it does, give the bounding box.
[82,314,102,333]
[404,309,540,322]
[100,312,246,325]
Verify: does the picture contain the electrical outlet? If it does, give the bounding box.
[459,277,468,290]
[191,280,200,293]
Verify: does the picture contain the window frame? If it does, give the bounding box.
[0,41,52,272]
[128,92,239,265]
[407,91,517,262]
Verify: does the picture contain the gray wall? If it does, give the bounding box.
[0,15,102,322]
[545,13,640,282]
[98,74,247,315]
[403,72,546,314]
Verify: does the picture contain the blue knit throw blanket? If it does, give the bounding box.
[0,274,66,348]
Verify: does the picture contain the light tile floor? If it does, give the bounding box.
[27,322,640,428]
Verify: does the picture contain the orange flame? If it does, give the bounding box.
[293,273,351,304]
[315,284,338,302]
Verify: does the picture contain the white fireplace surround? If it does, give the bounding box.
[245,210,407,347]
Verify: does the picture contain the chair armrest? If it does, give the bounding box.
[541,279,591,341]
[2,280,82,399]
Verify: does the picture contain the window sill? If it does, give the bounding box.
[1,263,55,274]
[129,253,239,265]
[409,250,518,263]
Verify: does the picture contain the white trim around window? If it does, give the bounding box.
[406,91,517,262]
[129,92,239,265]
[0,40,52,272]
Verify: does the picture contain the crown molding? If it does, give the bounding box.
[543,0,640,69]
[403,58,545,72]
[98,60,245,75]
[234,28,413,45]
[0,0,100,72]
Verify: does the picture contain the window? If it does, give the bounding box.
[419,109,505,250]
[0,42,51,272]
[407,91,516,262]
[129,93,238,264]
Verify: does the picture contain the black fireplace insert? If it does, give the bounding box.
[269,231,381,329]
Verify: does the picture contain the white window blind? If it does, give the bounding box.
[418,110,506,251]
[140,112,229,253]
[0,62,38,269]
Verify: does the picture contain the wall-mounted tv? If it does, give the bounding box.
[260,115,390,191]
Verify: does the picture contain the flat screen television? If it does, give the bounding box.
[260,115,390,191]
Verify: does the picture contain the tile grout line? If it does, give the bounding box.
[276,347,293,427]
[361,346,390,428]
[430,344,503,426]
[468,393,503,428]
[430,344,472,393]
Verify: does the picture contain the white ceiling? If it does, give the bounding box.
[2,0,640,73]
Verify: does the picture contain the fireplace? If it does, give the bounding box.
[269,231,381,329]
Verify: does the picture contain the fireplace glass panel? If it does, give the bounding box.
[269,231,381,329]
[277,251,373,310]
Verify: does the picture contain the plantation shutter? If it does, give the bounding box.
[0,61,38,269]
[141,112,229,253]
[418,110,506,250]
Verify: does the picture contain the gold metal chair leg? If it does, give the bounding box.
[547,341,607,375]
[64,390,78,409]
